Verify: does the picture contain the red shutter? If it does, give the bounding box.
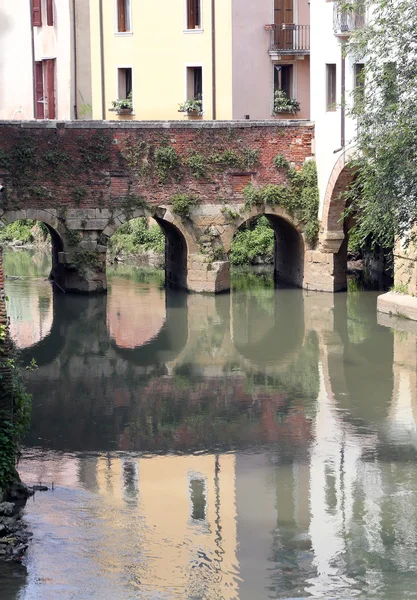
[32,0,42,26]
[34,62,45,119]
[118,0,126,32]
[47,0,54,26]
[45,59,56,119]
[187,0,195,29]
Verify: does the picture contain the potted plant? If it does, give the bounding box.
[178,97,203,117]
[273,90,300,115]
[111,92,133,115]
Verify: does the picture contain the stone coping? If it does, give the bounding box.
[377,291,417,322]
[0,119,313,130]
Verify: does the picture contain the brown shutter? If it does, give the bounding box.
[34,62,45,119]
[32,0,42,26]
[47,0,54,26]
[188,0,195,29]
[118,0,126,32]
[45,59,56,119]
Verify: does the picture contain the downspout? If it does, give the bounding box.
[341,45,346,148]
[99,0,106,119]
[30,2,36,118]
[72,0,78,119]
[211,0,216,120]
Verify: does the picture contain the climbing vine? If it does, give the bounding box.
[243,160,320,246]
[171,193,200,219]
[71,250,102,276]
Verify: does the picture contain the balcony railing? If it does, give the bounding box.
[333,1,365,36]
[270,24,310,54]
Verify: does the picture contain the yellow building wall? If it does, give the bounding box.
[90,0,233,120]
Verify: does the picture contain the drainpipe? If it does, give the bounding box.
[341,45,346,148]
[30,3,36,118]
[72,0,78,119]
[99,0,106,119]
[211,0,216,120]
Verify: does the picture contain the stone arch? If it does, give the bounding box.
[320,153,356,251]
[0,209,66,288]
[223,205,306,288]
[103,206,198,291]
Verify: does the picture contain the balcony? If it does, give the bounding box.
[333,1,365,37]
[268,24,310,56]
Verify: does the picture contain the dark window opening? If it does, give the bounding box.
[187,0,201,30]
[187,66,203,100]
[190,478,206,521]
[118,68,132,99]
[274,64,293,98]
[326,64,337,111]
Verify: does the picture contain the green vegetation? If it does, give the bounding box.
[390,282,409,295]
[0,220,50,245]
[243,159,320,246]
[155,145,181,182]
[108,218,165,255]
[185,151,207,179]
[230,216,274,266]
[0,323,33,486]
[71,250,102,276]
[342,0,416,250]
[171,193,200,219]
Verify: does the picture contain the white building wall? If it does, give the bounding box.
[310,0,359,218]
[0,1,34,120]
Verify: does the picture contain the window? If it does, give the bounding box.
[187,66,202,100]
[32,0,42,26]
[117,0,131,33]
[189,478,206,521]
[34,62,44,119]
[187,0,201,30]
[326,64,337,111]
[47,0,54,26]
[118,68,132,100]
[274,64,293,98]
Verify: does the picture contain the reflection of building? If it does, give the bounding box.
[6,280,53,349]
[94,453,238,598]
[107,278,166,348]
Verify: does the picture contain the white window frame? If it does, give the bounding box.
[115,65,135,113]
[114,0,133,36]
[183,0,203,34]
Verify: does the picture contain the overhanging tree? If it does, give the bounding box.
[343,0,417,249]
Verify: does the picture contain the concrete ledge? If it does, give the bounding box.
[377,310,417,334]
[0,119,314,130]
[377,291,417,321]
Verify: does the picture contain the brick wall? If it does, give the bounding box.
[0,121,314,213]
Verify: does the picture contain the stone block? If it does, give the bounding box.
[377,292,417,322]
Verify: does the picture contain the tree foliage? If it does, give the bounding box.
[344,0,417,248]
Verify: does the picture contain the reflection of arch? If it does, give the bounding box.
[110,289,188,366]
[224,205,305,288]
[1,209,65,285]
[232,288,305,365]
[103,206,196,291]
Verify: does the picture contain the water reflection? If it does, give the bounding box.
[4,251,417,598]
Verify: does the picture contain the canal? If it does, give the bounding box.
[2,249,417,599]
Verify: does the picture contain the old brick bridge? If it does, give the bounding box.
[0,120,352,294]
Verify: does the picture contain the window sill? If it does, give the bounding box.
[183,29,204,34]
[114,32,133,37]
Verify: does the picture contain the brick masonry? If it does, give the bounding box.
[0,120,349,294]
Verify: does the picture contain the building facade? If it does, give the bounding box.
[0,0,92,120]
[89,0,310,121]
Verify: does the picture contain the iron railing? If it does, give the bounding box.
[270,24,310,53]
[333,1,365,35]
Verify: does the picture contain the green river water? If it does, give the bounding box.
[1,249,417,600]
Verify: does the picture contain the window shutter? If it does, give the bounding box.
[32,0,42,27]
[45,59,56,119]
[34,62,44,119]
[118,0,126,32]
[47,0,54,26]
[187,0,195,29]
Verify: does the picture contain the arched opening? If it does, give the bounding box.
[322,159,393,291]
[107,214,188,292]
[229,212,305,289]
